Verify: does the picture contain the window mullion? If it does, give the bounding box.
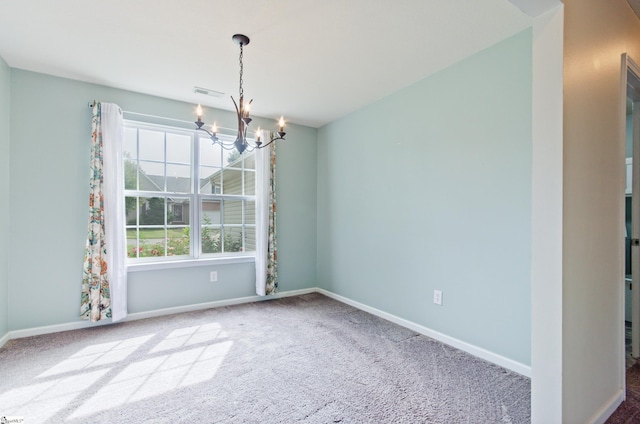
[135,195,140,258]
[164,196,168,257]
[242,199,246,252]
[220,142,224,254]
[241,156,246,251]
[192,132,201,258]
[136,128,140,191]
[162,133,167,257]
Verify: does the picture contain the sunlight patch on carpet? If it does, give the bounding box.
[68,340,232,419]
[0,369,109,423]
[149,323,226,353]
[37,335,154,378]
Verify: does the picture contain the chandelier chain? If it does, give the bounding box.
[239,43,244,100]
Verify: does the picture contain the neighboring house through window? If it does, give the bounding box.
[124,121,256,262]
[172,203,184,223]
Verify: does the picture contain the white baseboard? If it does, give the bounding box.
[8,317,112,339]
[317,288,532,377]
[5,288,316,341]
[125,288,316,321]
[587,388,624,424]
[3,286,529,378]
[0,331,9,349]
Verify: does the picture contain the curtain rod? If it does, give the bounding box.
[87,100,246,133]
[87,101,194,125]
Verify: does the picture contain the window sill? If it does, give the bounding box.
[127,255,255,272]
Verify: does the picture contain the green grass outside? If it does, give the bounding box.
[127,228,186,239]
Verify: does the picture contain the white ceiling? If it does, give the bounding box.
[508,0,561,17]
[0,1,532,128]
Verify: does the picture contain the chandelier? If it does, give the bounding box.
[195,34,286,154]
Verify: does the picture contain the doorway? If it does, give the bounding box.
[623,54,640,369]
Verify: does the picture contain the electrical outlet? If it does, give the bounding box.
[210,271,218,282]
[433,290,443,306]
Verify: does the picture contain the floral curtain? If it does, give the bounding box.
[81,102,126,322]
[81,103,111,321]
[256,134,278,296]
[265,141,278,295]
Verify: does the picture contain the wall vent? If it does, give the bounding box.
[193,86,224,97]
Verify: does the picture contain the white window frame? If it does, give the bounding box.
[124,119,257,272]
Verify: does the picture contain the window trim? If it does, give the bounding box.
[127,254,255,272]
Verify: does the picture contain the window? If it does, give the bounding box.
[124,121,256,263]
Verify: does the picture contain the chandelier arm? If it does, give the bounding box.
[231,96,245,137]
[242,144,256,153]
[255,135,285,149]
[220,142,240,151]
[230,96,241,118]
[195,127,243,150]
[195,127,215,138]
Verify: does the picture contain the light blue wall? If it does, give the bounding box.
[0,55,10,339]
[317,30,532,365]
[8,70,317,330]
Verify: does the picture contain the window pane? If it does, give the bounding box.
[203,167,222,194]
[126,228,138,258]
[139,197,165,225]
[166,164,190,193]
[200,166,221,193]
[223,200,243,225]
[202,227,221,254]
[224,227,244,253]
[138,161,164,191]
[245,200,256,225]
[139,244,166,257]
[244,227,256,252]
[168,199,189,224]
[201,199,221,225]
[139,227,166,257]
[124,127,137,160]
[200,137,240,167]
[139,227,165,241]
[225,150,243,168]
[138,129,164,161]
[167,227,189,256]
[244,152,255,170]
[200,139,223,167]
[220,137,239,166]
[166,133,191,164]
[244,170,255,195]
[125,196,138,225]
[222,169,242,195]
[124,159,138,190]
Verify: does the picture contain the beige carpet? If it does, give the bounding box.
[0,293,530,423]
